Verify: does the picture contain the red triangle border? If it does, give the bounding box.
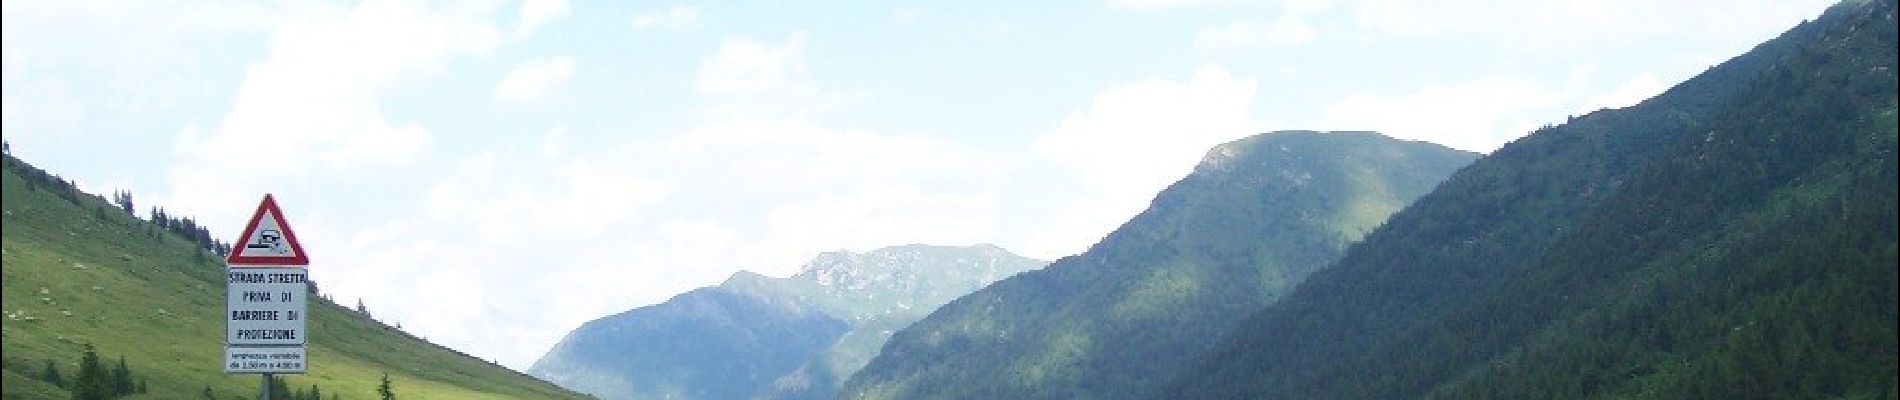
[227,194,310,266]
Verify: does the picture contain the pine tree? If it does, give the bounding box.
[41,359,64,388]
[72,344,112,400]
[306,384,322,400]
[112,190,133,215]
[202,386,216,400]
[111,355,132,395]
[270,374,291,399]
[378,372,396,400]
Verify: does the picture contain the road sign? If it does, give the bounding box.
[225,346,307,374]
[226,267,307,346]
[227,194,309,266]
[225,194,310,376]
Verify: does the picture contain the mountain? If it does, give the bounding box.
[840,131,1477,399]
[1163,1,1897,398]
[0,152,589,399]
[528,244,1045,400]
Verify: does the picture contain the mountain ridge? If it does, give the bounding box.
[841,130,1477,399]
[530,244,1045,400]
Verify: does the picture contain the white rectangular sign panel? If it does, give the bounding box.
[225,346,307,374]
[226,267,307,346]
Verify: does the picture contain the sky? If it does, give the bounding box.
[3,0,1836,370]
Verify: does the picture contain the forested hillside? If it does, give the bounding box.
[1165,0,1897,398]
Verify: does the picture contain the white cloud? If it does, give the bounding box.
[629,5,700,32]
[1109,0,1259,9]
[426,152,666,241]
[1,0,297,146]
[656,121,1011,276]
[493,56,577,102]
[1346,0,1832,46]
[317,136,672,368]
[164,0,502,240]
[316,31,1017,368]
[1194,17,1317,51]
[656,119,1010,273]
[1578,73,1665,112]
[889,8,924,27]
[697,33,806,97]
[1029,65,1259,255]
[760,185,996,269]
[1315,76,1566,152]
[516,0,569,37]
[336,105,1006,370]
[1309,68,1689,153]
[695,32,836,118]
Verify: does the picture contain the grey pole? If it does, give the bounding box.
[260,373,272,400]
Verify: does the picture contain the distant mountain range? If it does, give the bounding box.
[841,131,1477,399]
[529,244,1045,400]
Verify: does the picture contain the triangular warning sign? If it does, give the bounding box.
[227,194,310,266]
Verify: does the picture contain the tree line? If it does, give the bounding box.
[2,142,233,257]
[33,343,147,400]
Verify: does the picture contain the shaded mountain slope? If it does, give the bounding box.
[1165,1,1897,398]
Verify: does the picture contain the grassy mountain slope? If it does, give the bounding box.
[529,244,1044,400]
[841,131,1476,400]
[1164,1,1897,398]
[1,153,589,399]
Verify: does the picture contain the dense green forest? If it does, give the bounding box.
[842,131,1476,399]
[1163,0,1897,398]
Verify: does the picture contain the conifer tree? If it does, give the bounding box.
[41,359,63,388]
[378,372,396,400]
[72,344,112,400]
[111,355,132,395]
[270,375,291,398]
